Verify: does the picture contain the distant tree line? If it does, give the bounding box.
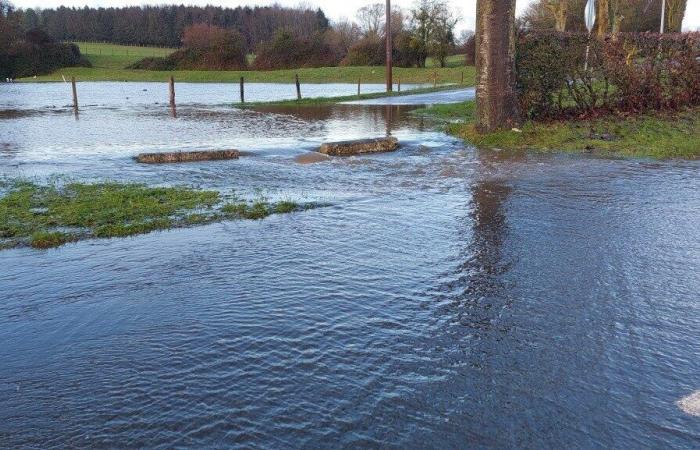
[13,4,330,49]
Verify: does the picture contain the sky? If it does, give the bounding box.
[8,0,700,32]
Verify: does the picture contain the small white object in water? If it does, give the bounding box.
[678,391,700,416]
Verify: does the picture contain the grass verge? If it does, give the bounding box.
[413,101,700,159]
[0,181,310,250]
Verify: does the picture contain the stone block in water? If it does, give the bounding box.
[318,137,399,156]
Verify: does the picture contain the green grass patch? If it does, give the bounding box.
[0,181,309,250]
[74,42,176,68]
[32,43,472,85]
[414,101,700,159]
[22,61,474,86]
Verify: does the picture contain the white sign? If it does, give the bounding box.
[585,0,596,33]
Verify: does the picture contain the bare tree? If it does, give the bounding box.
[357,3,384,37]
[475,0,521,132]
[408,0,458,68]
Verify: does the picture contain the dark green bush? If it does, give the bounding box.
[128,56,175,71]
[1,27,90,78]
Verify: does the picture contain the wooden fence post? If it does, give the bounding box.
[169,76,175,107]
[240,77,245,103]
[357,77,361,96]
[398,78,401,93]
[295,74,302,100]
[71,77,78,112]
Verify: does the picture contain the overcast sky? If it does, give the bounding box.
[9,0,700,32]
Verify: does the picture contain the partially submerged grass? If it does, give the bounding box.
[245,84,467,107]
[0,181,308,250]
[414,101,700,159]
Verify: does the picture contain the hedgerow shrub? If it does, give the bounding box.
[516,31,700,119]
[130,24,247,71]
[252,30,340,70]
[341,36,384,66]
[341,32,424,68]
[4,28,91,78]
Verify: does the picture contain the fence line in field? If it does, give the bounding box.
[65,70,468,115]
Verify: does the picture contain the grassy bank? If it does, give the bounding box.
[414,101,700,159]
[0,181,309,250]
[20,42,474,85]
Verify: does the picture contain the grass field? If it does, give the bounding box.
[74,42,176,69]
[23,42,474,85]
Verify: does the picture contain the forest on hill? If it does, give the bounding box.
[13,4,331,48]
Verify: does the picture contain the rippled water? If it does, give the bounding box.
[1,83,699,448]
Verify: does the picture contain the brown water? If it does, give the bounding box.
[1,83,699,449]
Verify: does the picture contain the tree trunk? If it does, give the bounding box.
[596,0,610,38]
[666,0,687,33]
[475,0,521,133]
[385,0,393,92]
[546,1,568,32]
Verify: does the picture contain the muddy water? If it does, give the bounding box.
[1,83,700,448]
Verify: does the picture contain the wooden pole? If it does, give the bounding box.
[71,77,78,112]
[295,74,302,100]
[358,77,361,96]
[169,76,175,107]
[385,0,393,92]
[240,77,245,103]
[398,78,401,92]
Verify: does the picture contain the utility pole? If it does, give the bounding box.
[386,0,393,92]
[660,0,666,33]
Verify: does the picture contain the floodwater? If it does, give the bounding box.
[1,83,699,448]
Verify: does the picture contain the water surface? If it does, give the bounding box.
[1,83,699,449]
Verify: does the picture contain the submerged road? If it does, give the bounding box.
[342,87,475,105]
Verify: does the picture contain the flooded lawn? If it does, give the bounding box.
[1,83,699,448]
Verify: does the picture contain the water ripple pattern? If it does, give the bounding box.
[1,83,700,449]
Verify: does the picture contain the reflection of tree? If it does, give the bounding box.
[433,175,513,343]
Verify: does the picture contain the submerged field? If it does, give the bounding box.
[22,42,474,85]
